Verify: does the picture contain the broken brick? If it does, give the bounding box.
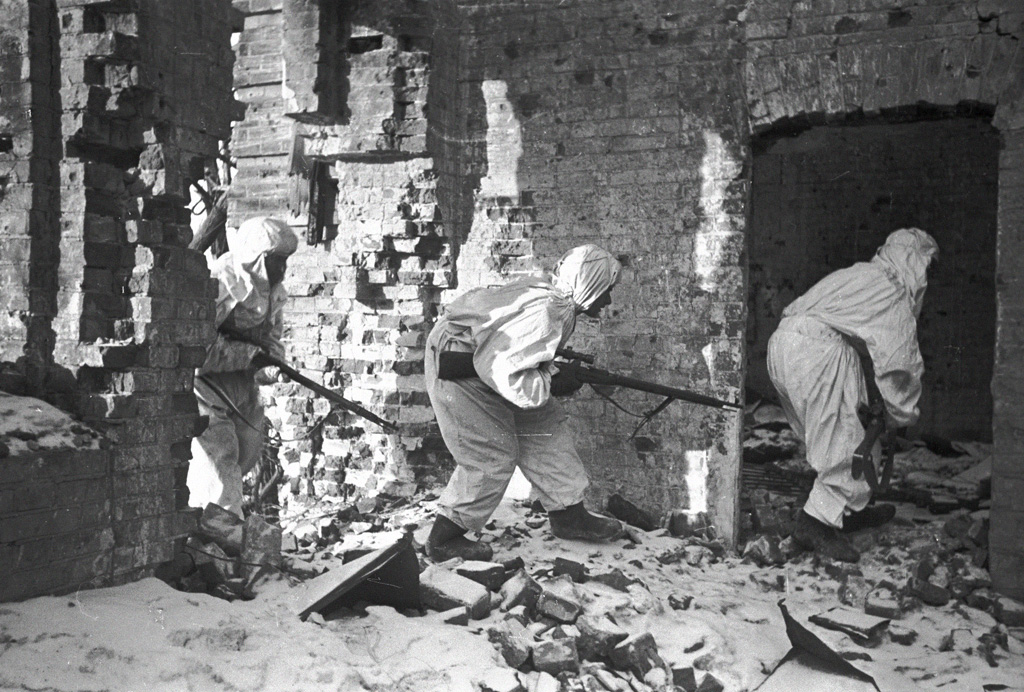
[456,560,507,591]
[419,564,491,619]
[908,577,951,606]
[536,575,583,623]
[532,637,580,676]
[610,632,667,678]
[553,557,588,583]
[590,568,636,592]
[577,614,629,660]
[500,568,542,612]
[865,589,902,619]
[487,619,532,668]
[995,596,1024,627]
[888,624,918,645]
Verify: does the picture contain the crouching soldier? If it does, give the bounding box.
[187,217,298,518]
[424,245,626,561]
[768,228,938,562]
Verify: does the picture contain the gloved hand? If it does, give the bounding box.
[550,366,584,397]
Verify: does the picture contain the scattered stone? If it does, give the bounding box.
[865,589,902,619]
[197,504,244,556]
[189,538,235,582]
[419,564,491,619]
[995,596,1024,627]
[939,628,976,653]
[888,624,918,645]
[967,588,997,612]
[610,632,666,679]
[778,536,803,560]
[528,620,556,639]
[967,516,989,547]
[480,667,525,692]
[930,565,951,590]
[908,577,951,607]
[672,666,698,692]
[607,494,658,531]
[576,614,629,659]
[623,525,647,544]
[505,605,529,626]
[943,511,972,540]
[503,556,526,573]
[668,511,715,539]
[280,556,319,579]
[440,606,471,625]
[552,624,580,640]
[838,575,871,608]
[928,494,961,514]
[656,546,685,565]
[488,619,532,668]
[532,637,580,676]
[696,672,725,692]
[808,606,890,646]
[553,557,588,583]
[526,516,548,529]
[668,593,693,610]
[741,535,784,567]
[537,575,583,623]
[684,546,710,567]
[456,561,507,591]
[241,514,283,580]
[501,568,542,612]
[579,673,606,692]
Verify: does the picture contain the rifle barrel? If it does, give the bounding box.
[574,365,741,411]
[254,352,398,432]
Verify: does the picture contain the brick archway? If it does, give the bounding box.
[743,10,1024,597]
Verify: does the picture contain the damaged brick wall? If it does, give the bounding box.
[748,117,999,441]
[743,0,1024,597]
[1,0,240,601]
[230,0,455,501]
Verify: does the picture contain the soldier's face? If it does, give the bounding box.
[266,255,288,285]
[584,288,612,317]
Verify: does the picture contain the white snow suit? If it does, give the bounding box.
[767,228,938,528]
[426,245,621,532]
[187,217,296,517]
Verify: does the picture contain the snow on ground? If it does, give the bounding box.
[1,497,1022,692]
[0,392,102,455]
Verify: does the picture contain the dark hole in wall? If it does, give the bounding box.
[348,34,383,54]
[0,134,12,152]
[747,116,998,442]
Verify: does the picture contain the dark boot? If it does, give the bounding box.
[841,503,896,533]
[548,502,624,541]
[792,510,860,563]
[425,515,493,562]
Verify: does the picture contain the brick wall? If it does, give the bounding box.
[748,117,999,441]
[1,0,240,601]
[230,0,454,499]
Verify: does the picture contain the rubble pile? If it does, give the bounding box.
[417,553,724,692]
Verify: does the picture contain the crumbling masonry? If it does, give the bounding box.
[1,0,1023,601]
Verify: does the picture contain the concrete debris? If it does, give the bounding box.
[419,564,491,620]
[888,623,918,645]
[241,513,282,580]
[440,606,471,625]
[908,577,951,606]
[576,614,629,659]
[197,503,244,556]
[456,560,508,591]
[488,618,532,668]
[995,596,1024,627]
[741,534,785,567]
[668,593,693,610]
[609,632,667,679]
[589,568,636,592]
[501,568,542,612]
[553,557,588,583]
[532,637,580,676]
[808,606,890,646]
[536,575,583,623]
[864,588,902,619]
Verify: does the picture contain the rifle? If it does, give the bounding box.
[436,348,740,438]
[221,328,398,433]
[850,355,894,492]
[554,349,742,413]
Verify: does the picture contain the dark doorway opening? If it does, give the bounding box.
[746,116,999,444]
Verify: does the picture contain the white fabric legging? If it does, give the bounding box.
[767,320,878,529]
[187,371,265,518]
[425,327,588,532]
